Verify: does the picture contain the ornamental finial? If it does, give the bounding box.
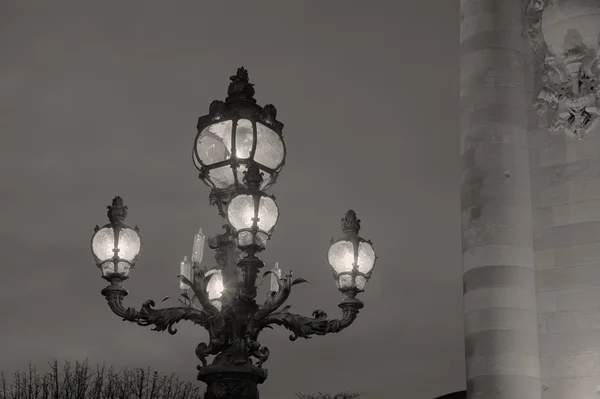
[231,67,249,83]
[243,161,264,188]
[107,196,128,226]
[341,210,361,234]
[226,66,256,104]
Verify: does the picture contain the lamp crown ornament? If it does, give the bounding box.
[341,209,361,234]
[107,196,128,226]
[243,161,264,188]
[226,66,256,104]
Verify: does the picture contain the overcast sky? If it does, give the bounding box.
[0,1,461,398]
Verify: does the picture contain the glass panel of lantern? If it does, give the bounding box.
[195,119,285,190]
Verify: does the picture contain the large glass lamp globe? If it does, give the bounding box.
[327,210,376,293]
[91,197,142,280]
[193,67,286,192]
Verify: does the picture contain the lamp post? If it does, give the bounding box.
[91,68,378,399]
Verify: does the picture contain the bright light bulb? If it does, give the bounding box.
[206,270,224,300]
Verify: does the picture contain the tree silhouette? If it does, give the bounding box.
[0,360,202,399]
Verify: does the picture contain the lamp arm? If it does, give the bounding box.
[100,281,213,335]
[101,283,138,321]
[259,297,363,341]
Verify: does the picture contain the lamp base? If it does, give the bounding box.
[198,363,267,399]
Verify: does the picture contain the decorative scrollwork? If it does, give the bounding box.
[103,262,363,374]
[262,306,343,341]
[244,336,270,368]
[135,300,210,335]
[196,339,225,369]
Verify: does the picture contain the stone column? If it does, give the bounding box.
[460,1,541,398]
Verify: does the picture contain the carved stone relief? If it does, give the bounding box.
[526,0,600,139]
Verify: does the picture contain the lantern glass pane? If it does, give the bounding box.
[227,194,255,230]
[197,121,233,165]
[117,228,141,262]
[355,275,367,290]
[238,231,253,247]
[357,241,376,274]
[256,232,268,247]
[101,261,115,276]
[206,270,224,300]
[209,166,236,189]
[117,261,131,276]
[235,119,254,159]
[92,227,115,261]
[254,123,284,170]
[336,275,352,289]
[257,196,278,231]
[328,240,355,273]
[236,231,268,248]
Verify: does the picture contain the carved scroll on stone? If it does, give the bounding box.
[526,0,600,140]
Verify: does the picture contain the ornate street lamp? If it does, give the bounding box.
[328,210,377,293]
[91,196,142,281]
[92,68,378,399]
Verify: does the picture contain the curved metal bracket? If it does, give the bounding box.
[101,281,213,334]
[261,297,363,341]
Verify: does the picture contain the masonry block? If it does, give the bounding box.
[466,354,540,379]
[557,287,600,311]
[464,245,534,272]
[528,127,554,150]
[542,376,600,399]
[554,241,600,268]
[536,264,600,292]
[546,309,600,334]
[540,329,600,357]
[538,135,600,168]
[535,222,600,250]
[464,224,533,250]
[465,287,537,314]
[531,158,600,190]
[464,308,538,335]
[541,179,600,207]
[550,352,600,378]
[537,291,558,313]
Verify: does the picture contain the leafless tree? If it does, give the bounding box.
[0,360,202,399]
[295,392,360,399]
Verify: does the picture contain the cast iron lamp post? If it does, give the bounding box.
[91,68,378,399]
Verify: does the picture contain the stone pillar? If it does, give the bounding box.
[460,1,541,398]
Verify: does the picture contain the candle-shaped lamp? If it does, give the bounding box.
[179,256,192,290]
[192,228,205,266]
[270,262,282,293]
